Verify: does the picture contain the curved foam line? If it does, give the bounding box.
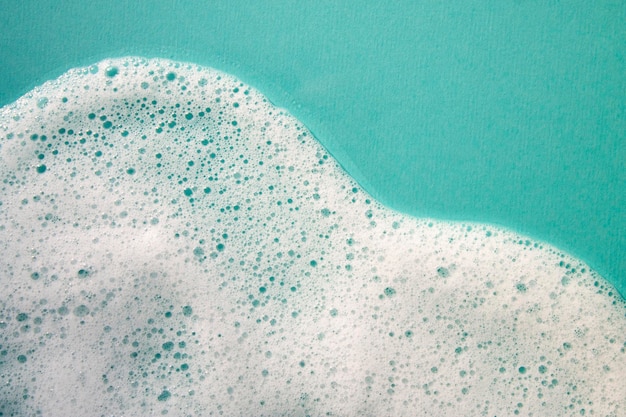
[0,57,624,416]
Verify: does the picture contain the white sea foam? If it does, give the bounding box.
[0,57,624,416]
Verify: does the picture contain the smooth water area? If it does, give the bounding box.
[0,1,624,296]
[0,56,624,416]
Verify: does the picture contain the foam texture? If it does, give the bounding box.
[1,57,625,416]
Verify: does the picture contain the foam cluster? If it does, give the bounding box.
[0,57,624,416]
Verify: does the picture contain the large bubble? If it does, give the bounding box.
[0,57,624,416]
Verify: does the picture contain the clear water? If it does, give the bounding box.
[0,1,624,296]
[0,2,624,416]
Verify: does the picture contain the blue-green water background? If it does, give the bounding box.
[1,1,624,295]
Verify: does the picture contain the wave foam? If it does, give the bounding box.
[0,57,624,416]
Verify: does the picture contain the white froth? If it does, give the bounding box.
[0,57,624,416]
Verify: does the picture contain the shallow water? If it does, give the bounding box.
[1,1,624,297]
[0,57,624,416]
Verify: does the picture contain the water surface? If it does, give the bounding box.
[1,1,624,294]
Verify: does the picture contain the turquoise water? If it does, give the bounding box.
[1,2,625,415]
[1,1,624,295]
[1,1,625,297]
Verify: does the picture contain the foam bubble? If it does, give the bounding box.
[0,57,624,416]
